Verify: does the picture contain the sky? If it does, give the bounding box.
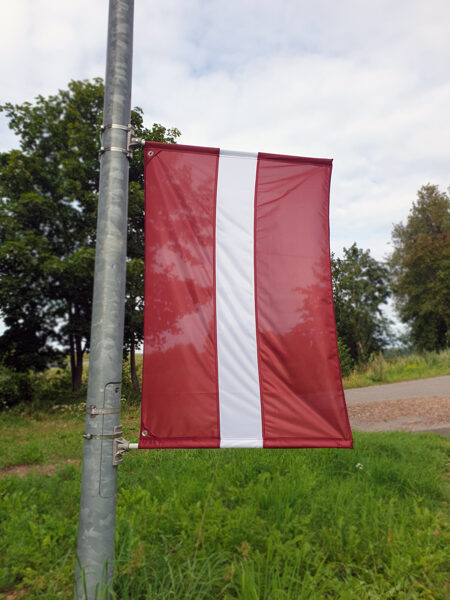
[0,1,449,263]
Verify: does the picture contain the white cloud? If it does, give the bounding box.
[1,0,449,268]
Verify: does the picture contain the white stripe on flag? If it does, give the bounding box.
[215,150,263,448]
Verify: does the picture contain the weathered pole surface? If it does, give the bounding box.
[74,1,134,597]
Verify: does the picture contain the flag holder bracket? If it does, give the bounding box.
[99,123,145,159]
[112,431,133,466]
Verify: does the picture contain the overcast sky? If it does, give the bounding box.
[1,0,449,264]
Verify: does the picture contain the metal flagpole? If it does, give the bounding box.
[74,0,135,597]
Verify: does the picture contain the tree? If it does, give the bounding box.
[0,79,180,390]
[331,243,391,364]
[0,79,102,389]
[389,184,450,351]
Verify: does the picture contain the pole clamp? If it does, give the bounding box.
[83,431,123,440]
[101,123,130,133]
[86,405,120,417]
[99,123,145,159]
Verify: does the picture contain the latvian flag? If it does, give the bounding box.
[139,142,353,449]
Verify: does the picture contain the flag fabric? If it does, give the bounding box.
[139,141,353,449]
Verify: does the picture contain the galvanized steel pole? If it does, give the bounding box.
[74,1,134,598]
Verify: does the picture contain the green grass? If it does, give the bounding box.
[342,348,450,389]
[0,410,448,599]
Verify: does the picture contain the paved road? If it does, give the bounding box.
[344,375,450,405]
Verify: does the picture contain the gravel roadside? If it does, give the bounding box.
[348,396,450,434]
[344,375,450,434]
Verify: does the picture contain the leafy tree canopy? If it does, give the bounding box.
[389,184,450,351]
[0,79,180,390]
[331,243,391,364]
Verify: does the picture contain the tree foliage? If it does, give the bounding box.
[331,243,391,364]
[0,79,180,390]
[389,184,450,351]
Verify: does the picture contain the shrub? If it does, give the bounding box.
[337,338,354,377]
[0,365,79,412]
[0,365,34,409]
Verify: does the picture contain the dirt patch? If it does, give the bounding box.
[1,589,28,600]
[348,396,450,432]
[0,458,79,479]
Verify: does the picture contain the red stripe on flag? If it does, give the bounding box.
[140,142,220,448]
[255,155,353,448]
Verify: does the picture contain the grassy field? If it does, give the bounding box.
[0,409,448,599]
[342,348,450,389]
